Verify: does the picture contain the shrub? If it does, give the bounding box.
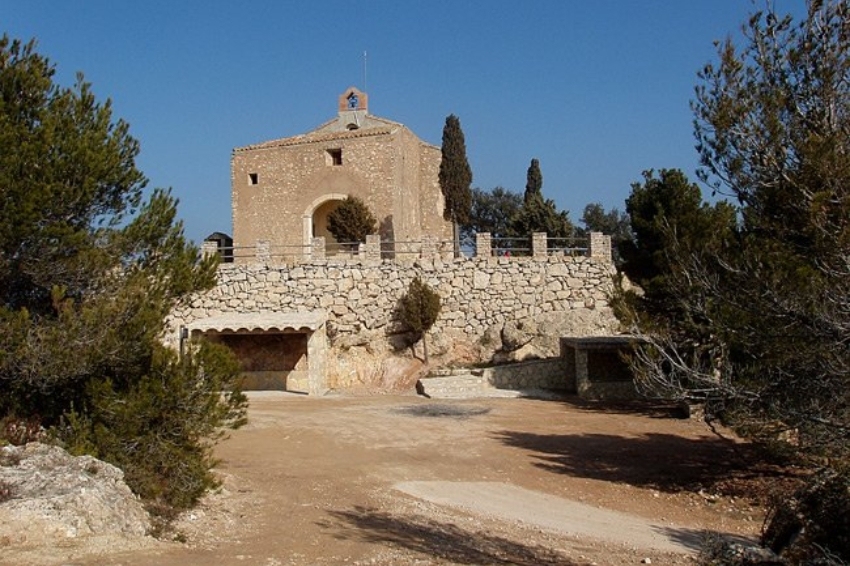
[398,277,441,363]
[763,469,850,564]
[59,341,247,512]
[0,416,44,446]
[326,195,377,249]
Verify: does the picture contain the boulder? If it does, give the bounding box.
[0,443,150,545]
[501,319,538,351]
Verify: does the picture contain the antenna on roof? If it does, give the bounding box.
[363,50,368,93]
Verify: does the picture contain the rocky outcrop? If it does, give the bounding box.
[0,443,150,546]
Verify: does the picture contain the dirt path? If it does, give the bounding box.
[6,392,765,566]
[393,481,698,554]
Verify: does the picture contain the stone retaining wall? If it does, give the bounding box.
[169,254,616,347]
[425,357,576,393]
[483,358,570,391]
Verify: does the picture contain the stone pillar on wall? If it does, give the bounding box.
[363,234,381,261]
[201,240,219,259]
[588,232,612,262]
[420,234,438,260]
[311,237,326,260]
[532,232,548,258]
[475,232,492,258]
[256,240,271,264]
[307,326,328,396]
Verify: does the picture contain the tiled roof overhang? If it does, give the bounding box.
[188,312,326,333]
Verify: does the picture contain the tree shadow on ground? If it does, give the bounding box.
[654,525,758,553]
[318,506,587,565]
[494,430,795,494]
[554,397,694,419]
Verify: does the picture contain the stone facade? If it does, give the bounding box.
[231,87,452,262]
[169,246,619,391]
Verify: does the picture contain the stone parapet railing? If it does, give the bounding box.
[204,232,612,266]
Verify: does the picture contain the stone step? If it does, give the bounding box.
[417,374,523,399]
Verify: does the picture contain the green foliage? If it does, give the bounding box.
[612,168,738,407]
[512,194,573,243]
[0,36,146,313]
[578,203,632,265]
[60,342,247,511]
[619,169,736,315]
[465,187,523,239]
[399,277,441,363]
[524,158,543,202]
[0,35,246,514]
[438,114,473,225]
[512,158,573,243]
[618,4,850,560]
[689,0,850,461]
[579,203,630,238]
[326,195,377,248]
[460,161,573,254]
[439,114,472,255]
[761,469,850,564]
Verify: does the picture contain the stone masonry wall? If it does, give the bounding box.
[169,254,617,353]
[231,125,451,260]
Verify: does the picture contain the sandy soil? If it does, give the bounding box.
[5,392,770,566]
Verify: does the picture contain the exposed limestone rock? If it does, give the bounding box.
[378,357,427,391]
[333,329,377,351]
[0,443,150,546]
[494,342,541,363]
[528,310,620,358]
[501,319,539,351]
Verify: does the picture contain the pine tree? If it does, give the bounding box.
[0,36,247,514]
[617,4,850,558]
[438,114,472,256]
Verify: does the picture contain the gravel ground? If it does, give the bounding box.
[2,393,766,566]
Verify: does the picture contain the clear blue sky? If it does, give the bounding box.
[4,1,805,244]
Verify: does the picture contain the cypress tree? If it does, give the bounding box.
[524,158,543,203]
[438,114,472,255]
[512,158,573,245]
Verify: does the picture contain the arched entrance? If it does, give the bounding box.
[303,193,347,257]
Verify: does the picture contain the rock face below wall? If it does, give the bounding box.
[169,256,621,391]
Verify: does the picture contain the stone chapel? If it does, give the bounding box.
[230,87,452,260]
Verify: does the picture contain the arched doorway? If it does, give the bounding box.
[303,193,347,257]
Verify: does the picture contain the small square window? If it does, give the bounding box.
[327,149,343,166]
[248,173,259,185]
